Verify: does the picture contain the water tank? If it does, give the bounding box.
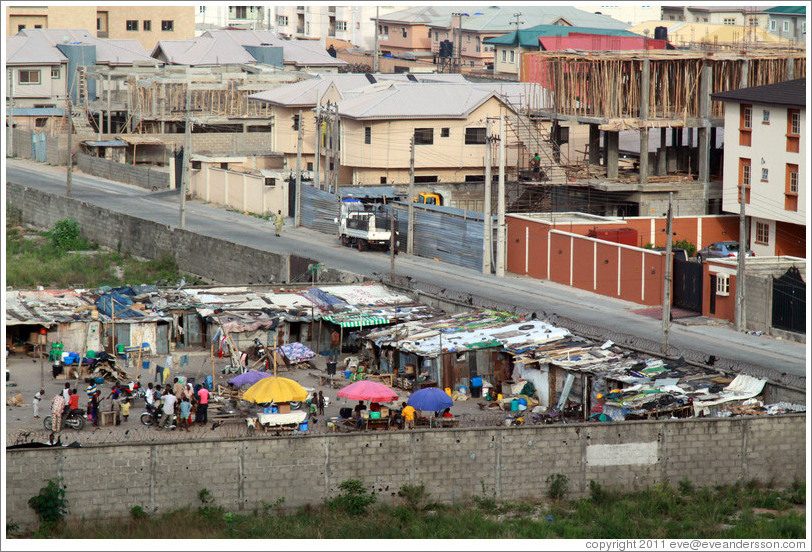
[654,26,668,41]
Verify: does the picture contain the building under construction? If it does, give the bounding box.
[518,47,806,217]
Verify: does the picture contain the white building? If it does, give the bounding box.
[712,79,806,259]
[271,5,404,50]
[196,5,270,34]
[581,5,661,27]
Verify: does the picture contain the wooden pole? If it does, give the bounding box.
[211,341,216,388]
[111,298,116,354]
[273,331,278,377]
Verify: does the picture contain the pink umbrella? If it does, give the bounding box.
[337,380,399,402]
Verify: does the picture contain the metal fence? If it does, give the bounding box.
[300,184,340,235]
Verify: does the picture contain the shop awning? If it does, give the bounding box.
[321,313,390,328]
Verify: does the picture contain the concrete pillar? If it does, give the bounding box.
[740,59,749,88]
[698,64,712,214]
[786,57,794,80]
[638,59,650,186]
[588,123,600,165]
[606,131,619,179]
[657,128,667,175]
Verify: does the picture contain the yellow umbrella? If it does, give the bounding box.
[243,377,308,404]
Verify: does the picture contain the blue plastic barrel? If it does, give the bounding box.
[510,400,519,411]
[299,420,309,431]
[271,405,279,414]
[518,398,528,406]
[471,377,483,387]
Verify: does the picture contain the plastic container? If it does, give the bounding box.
[459,386,468,395]
[370,411,381,419]
[471,377,483,387]
[518,398,528,407]
[444,387,452,397]
[344,370,352,380]
[263,406,273,414]
[299,420,308,431]
[327,361,337,375]
[497,393,503,401]
[470,385,482,398]
[270,406,279,414]
[510,400,519,411]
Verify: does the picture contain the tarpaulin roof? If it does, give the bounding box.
[299,287,349,310]
[322,313,391,328]
[95,291,141,319]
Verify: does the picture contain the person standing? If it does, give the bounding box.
[158,391,177,429]
[68,389,79,413]
[61,383,71,403]
[317,391,325,416]
[329,329,340,362]
[120,398,131,422]
[178,397,192,432]
[401,402,416,430]
[108,382,122,413]
[33,389,44,418]
[172,377,184,399]
[273,210,284,237]
[51,393,66,432]
[196,385,209,425]
[145,382,156,406]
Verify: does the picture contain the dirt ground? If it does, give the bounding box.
[5,348,507,446]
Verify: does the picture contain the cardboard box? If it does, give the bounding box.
[277,403,291,414]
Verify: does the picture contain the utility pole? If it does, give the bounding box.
[389,210,397,282]
[496,114,506,277]
[324,102,332,192]
[407,135,415,255]
[332,103,340,194]
[373,6,379,73]
[452,12,466,73]
[661,192,673,355]
[736,182,747,331]
[8,68,14,157]
[314,105,321,190]
[179,84,192,229]
[510,13,524,79]
[295,108,303,227]
[66,97,73,198]
[482,118,493,274]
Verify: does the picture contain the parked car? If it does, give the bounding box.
[652,247,688,261]
[695,241,754,262]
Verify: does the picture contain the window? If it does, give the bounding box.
[785,163,799,211]
[292,114,300,131]
[739,158,751,204]
[97,18,102,30]
[501,50,507,62]
[770,20,776,31]
[161,20,174,31]
[307,162,313,171]
[235,6,247,19]
[761,168,769,182]
[18,69,41,84]
[364,127,371,144]
[749,17,758,27]
[277,16,288,26]
[413,175,438,183]
[440,128,450,137]
[414,128,434,145]
[220,162,229,169]
[762,109,770,123]
[786,109,800,153]
[336,21,347,31]
[783,21,789,33]
[466,34,470,43]
[509,50,515,63]
[191,160,202,170]
[143,20,151,31]
[402,27,407,38]
[380,177,387,184]
[434,31,439,42]
[264,177,276,187]
[35,118,47,128]
[755,222,769,245]
[17,24,25,32]
[465,127,486,144]
[51,68,60,79]
[716,274,730,296]
[723,18,735,25]
[739,104,752,146]
[126,20,138,31]
[199,6,205,13]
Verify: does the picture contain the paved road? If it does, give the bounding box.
[6,160,808,382]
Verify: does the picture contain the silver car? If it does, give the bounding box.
[696,241,754,262]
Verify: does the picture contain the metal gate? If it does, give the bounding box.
[672,258,703,312]
[32,133,47,163]
[300,184,339,234]
[772,266,805,334]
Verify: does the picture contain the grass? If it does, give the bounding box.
[5,221,200,289]
[11,481,804,540]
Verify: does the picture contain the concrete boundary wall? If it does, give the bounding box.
[5,415,805,528]
[5,182,337,285]
[76,153,170,190]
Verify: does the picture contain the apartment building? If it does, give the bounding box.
[764,6,806,42]
[6,5,194,51]
[712,79,806,258]
[270,5,402,51]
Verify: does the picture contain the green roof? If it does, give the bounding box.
[763,6,806,15]
[484,24,644,47]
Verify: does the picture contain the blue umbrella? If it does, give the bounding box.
[228,370,272,387]
[407,387,453,412]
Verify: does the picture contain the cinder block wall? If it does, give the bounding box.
[6,182,290,284]
[75,153,170,190]
[5,415,804,528]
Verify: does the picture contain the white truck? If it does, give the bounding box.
[337,199,393,251]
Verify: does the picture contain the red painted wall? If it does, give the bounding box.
[775,221,806,258]
[702,262,737,323]
[571,237,595,291]
[595,242,619,298]
[549,233,572,285]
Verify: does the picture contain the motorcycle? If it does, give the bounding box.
[119,380,145,401]
[140,402,176,430]
[43,408,86,431]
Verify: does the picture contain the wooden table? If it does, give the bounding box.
[364,373,394,387]
[430,418,459,428]
[365,418,392,431]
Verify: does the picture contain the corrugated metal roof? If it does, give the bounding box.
[338,186,404,200]
[6,29,155,66]
[6,108,66,117]
[763,6,806,15]
[117,134,166,145]
[83,139,127,147]
[711,79,805,109]
[485,24,643,47]
[336,83,516,120]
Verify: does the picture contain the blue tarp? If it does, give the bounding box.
[299,287,349,310]
[95,289,141,318]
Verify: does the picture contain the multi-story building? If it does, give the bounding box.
[660,5,772,30]
[195,5,270,33]
[579,5,662,27]
[6,5,194,51]
[711,79,806,258]
[763,6,806,42]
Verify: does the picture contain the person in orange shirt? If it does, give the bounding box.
[67,389,80,412]
[401,402,416,430]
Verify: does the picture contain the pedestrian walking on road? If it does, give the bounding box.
[273,210,284,237]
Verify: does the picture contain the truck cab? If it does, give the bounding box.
[337,199,392,251]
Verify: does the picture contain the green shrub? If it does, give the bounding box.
[674,239,697,257]
[328,479,377,516]
[28,479,67,529]
[398,484,430,511]
[50,218,81,250]
[546,474,569,500]
[589,480,608,503]
[129,505,149,519]
[678,479,696,495]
